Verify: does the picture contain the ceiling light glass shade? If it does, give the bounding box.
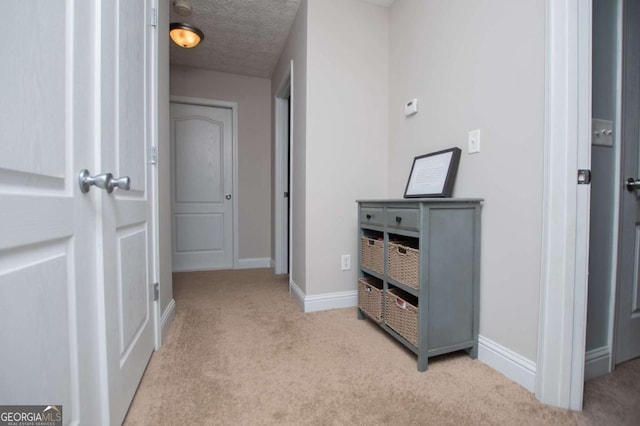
[170,23,204,48]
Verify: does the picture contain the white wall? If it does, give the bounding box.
[304,0,389,295]
[272,0,308,291]
[388,0,545,361]
[170,66,272,262]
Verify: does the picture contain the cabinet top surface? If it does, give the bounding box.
[357,198,483,204]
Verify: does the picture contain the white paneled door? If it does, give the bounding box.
[0,1,94,422]
[170,103,234,271]
[0,0,156,424]
[100,0,156,422]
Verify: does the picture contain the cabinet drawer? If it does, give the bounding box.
[361,208,384,227]
[387,209,419,231]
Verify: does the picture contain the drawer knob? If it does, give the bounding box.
[366,214,372,220]
[395,216,402,223]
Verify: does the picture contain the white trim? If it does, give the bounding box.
[289,279,305,311]
[288,280,357,312]
[537,0,591,410]
[584,346,611,381]
[572,0,592,409]
[154,298,161,350]
[303,291,358,313]
[478,335,536,392]
[609,0,624,370]
[237,257,271,269]
[288,61,294,282]
[160,298,176,344]
[169,96,239,270]
[274,68,291,275]
[149,0,162,351]
[171,265,232,272]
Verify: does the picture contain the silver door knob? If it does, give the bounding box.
[79,169,113,194]
[110,176,131,192]
[225,194,232,200]
[626,178,640,192]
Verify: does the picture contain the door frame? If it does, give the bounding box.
[274,62,293,275]
[169,96,239,269]
[149,0,163,351]
[536,0,592,410]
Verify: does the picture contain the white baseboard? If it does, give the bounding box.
[237,257,271,269]
[270,258,275,268]
[478,335,536,392]
[303,290,358,312]
[288,280,357,312]
[289,279,305,311]
[160,298,176,344]
[584,346,611,381]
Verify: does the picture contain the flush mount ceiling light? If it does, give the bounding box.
[169,23,204,48]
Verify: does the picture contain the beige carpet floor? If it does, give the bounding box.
[124,269,640,425]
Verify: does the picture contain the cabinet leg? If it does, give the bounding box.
[357,308,365,320]
[417,353,428,372]
[466,344,478,359]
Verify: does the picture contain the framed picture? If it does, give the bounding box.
[403,147,462,198]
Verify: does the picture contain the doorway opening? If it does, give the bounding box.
[274,65,292,275]
[586,0,640,381]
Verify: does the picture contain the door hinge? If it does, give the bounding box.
[578,169,592,185]
[150,145,158,165]
[150,7,158,27]
[153,282,159,301]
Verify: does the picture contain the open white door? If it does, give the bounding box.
[99,0,157,423]
[0,0,101,423]
[0,0,157,423]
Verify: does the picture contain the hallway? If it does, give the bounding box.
[123,269,639,425]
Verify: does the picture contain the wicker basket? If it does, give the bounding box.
[361,237,384,274]
[384,288,418,347]
[358,277,383,322]
[388,241,419,289]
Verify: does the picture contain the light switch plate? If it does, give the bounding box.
[592,118,614,147]
[468,129,480,154]
[341,254,351,271]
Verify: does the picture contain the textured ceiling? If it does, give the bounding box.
[169,0,395,78]
[170,0,302,78]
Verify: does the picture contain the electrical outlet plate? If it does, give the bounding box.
[468,129,480,154]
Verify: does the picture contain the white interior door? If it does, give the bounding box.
[99,0,157,423]
[0,0,99,423]
[617,0,640,365]
[170,102,234,271]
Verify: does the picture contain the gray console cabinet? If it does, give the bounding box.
[357,199,482,371]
